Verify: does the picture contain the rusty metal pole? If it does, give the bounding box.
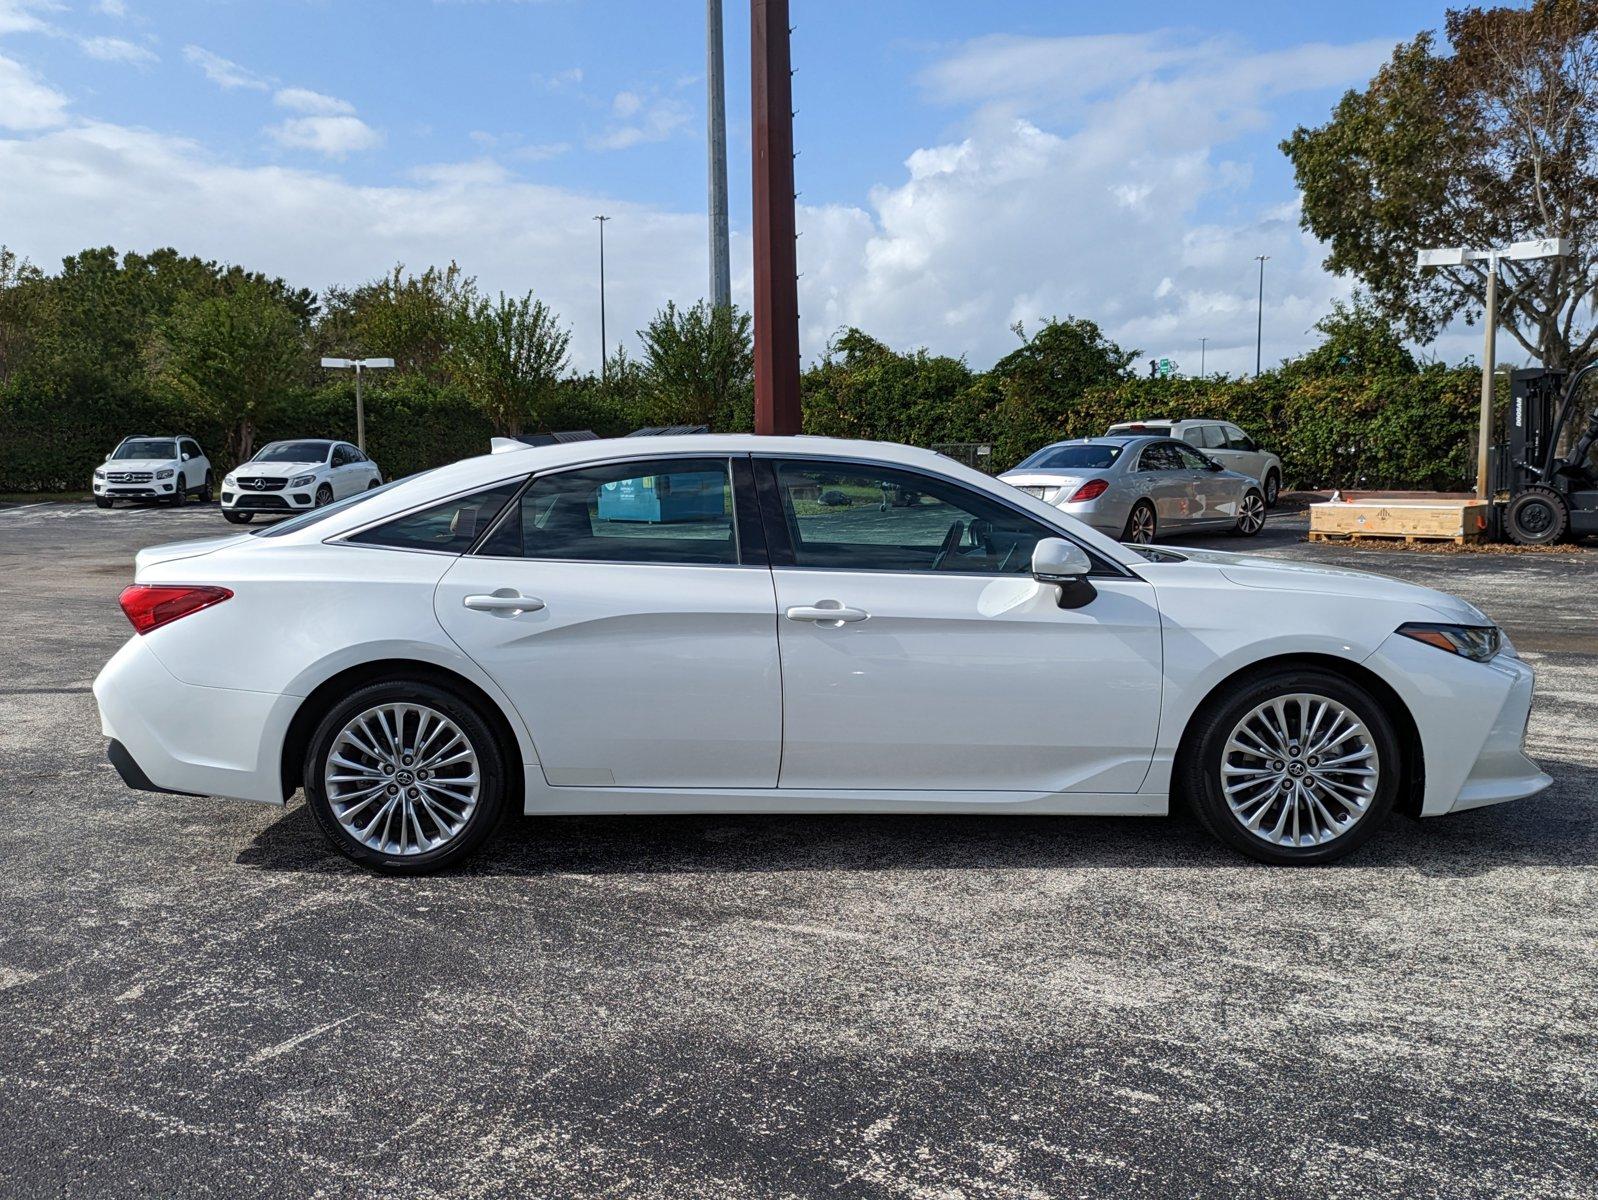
[751,0,801,435]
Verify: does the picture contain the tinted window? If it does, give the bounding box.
[478,458,738,565]
[255,441,333,464]
[1199,425,1227,449]
[1224,426,1258,452]
[112,439,176,460]
[1014,444,1123,470]
[1180,427,1206,446]
[1138,443,1183,471]
[768,459,1049,574]
[332,445,354,466]
[1172,443,1214,470]
[346,480,523,553]
[181,439,200,459]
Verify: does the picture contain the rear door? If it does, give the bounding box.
[757,456,1162,793]
[433,455,782,789]
[1220,424,1267,482]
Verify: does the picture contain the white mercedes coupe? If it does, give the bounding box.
[94,435,1549,873]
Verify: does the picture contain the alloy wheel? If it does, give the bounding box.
[1128,505,1156,544]
[1237,491,1265,534]
[323,703,481,856]
[1219,692,1379,848]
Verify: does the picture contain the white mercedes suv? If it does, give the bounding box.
[92,436,212,508]
[221,439,383,524]
[94,435,1549,874]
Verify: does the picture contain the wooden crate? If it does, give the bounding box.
[1308,498,1488,545]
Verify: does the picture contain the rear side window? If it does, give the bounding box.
[345,480,524,553]
[476,458,739,565]
[1199,425,1226,449]
[1224,425,1258,452]
[1138,443,1182,471]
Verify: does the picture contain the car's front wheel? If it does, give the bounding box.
[1231,488,1266,537]
[95,496,112,509]
[303,680,508,874]
[198,471,213,504]
[1180,668,1400,865]
[168,476,186,507]
[222,510,253,524]
[315,483,334,507]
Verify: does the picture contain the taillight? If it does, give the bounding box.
[118,585,233,635]
[1068,478,1110,503]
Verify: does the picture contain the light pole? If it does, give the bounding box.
[1418,237,1571,499]
[707,0,731,310]
[593,214,610,381]
[1200,337,1208,377]
[1254,255,1268,377]
[319,356,394,453]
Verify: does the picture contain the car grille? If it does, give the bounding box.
[105,471,153,483]
[229,494,290,509]
[235,477,288,492]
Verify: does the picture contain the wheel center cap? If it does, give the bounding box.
[396,770,414,786]
[1287,761,1307,777]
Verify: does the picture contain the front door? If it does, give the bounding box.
[757,458,1163,794]
[434,456,782,789]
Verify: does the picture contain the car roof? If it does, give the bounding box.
[261,433,1140,566]
[1030,435,1159,450]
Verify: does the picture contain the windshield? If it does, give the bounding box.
[253,474,426,537]
[253,441,331,464]
[111,439,176,460]
[1015,444,1123,471]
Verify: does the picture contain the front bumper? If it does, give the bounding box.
[1364,631,1551,816]
[94,635,295,805]
[94,479,176,499]
[221,488,316,512]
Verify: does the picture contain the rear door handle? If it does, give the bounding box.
[463,590,545,616]
[785,602,869,625]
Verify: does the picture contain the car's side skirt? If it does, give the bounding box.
[522,786,1168,817]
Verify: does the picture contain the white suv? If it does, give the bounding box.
[1105,419,1285,507]
[221,439,383,524]
[93,436,212,508]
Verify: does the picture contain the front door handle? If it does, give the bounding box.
[463,590,545,616]
[785,602,869,626]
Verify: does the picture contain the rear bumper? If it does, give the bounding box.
[94,635,293,805]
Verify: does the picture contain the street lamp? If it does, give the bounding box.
[319,357,394,453]
[593,214,610,382]
[1254,255,1268,377]
[1200,336,1208,377]
[1417,237,1571,499]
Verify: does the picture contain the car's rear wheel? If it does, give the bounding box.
[1180,668,1399,865]
[1231,488,1266,537]
[303,680,508,874]
[1263,469,1281,508]
[222,510,253,524]
[1122,501,1156,544]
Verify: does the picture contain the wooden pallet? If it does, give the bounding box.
[1308,529,1484,546]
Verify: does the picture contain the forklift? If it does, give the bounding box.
[1492,366,1598,544]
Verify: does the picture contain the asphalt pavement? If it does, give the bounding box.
[0,498,1594,1198]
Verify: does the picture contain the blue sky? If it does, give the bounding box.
[1,1,1468,374]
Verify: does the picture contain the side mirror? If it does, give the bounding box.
[1031,538,1097,609]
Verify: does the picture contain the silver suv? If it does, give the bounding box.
[1105,419,1284,507]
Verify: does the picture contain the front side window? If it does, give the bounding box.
[1200,425,1226,449]
[478,458,739,565]
[344,479,523,553]
[1172,442,1214,470]
[1224,426,1258,452]
[767,459,1049,574]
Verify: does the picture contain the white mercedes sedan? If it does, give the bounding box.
[94,435,1549,873]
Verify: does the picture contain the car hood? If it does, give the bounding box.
[135,534,252,572]
[1155,546,1490,624]
[101,459,173,472]
[234,461,321,478]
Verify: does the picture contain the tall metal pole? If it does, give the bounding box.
[707,0,731,310]
[751,0,801,435]
[1477,255,1499,501]
[593,214,610,381]
[1254,255,1268,377]
[354,363,365,453]
[1199,337,1207,378]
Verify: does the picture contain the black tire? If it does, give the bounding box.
[1263,469,1281,508]
[198,471,213,504]
[315,483,334,507]
[95,496,112,509]
[367,478,382,490]
[302,679,508,874]
[1230,488,1266,537]
[1179,667,1400,865]
[168,476,186,507]
[1505,487,1568,546]
[222,510,253,524]
[1121,500,1157,544]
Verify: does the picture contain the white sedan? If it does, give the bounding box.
[94,435,1549,873]
[221,439,382,524]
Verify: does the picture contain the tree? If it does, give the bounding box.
[802,327,980,445]
[987,318,1139,464]
[0,246,49,388]
[1285,296,1419,377]
[637,300,753,428]
[444,291,570,435]
[153,281,308,463]
[319,262,475,376]
[1284,2,1598,367]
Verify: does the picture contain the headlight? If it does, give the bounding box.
[94,468,105,479]
[224,474,238,486]
[1397,622,1502,662]
[156,468,175,479]
[289,474,316,488]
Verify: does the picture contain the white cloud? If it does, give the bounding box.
[96,0,126,15]
[590,92,689,151]
[182,44,269,91]
[78,35,155,65]
[532,66,582,92]
[274,86,355,116]
[0,1,59,38]
[0,50,66,129]
[267,114,382,157]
